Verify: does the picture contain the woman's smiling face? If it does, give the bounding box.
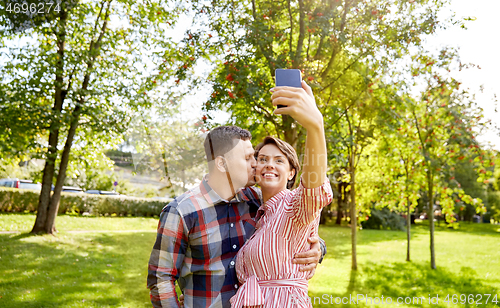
[255,144,295,193]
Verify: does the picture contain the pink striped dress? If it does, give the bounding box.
[230,178,333,308]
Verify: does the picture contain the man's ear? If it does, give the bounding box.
[215,156,227,173]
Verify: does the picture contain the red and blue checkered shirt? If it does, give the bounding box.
[147,176,262,308]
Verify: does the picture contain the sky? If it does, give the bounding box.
[424,0,500,150]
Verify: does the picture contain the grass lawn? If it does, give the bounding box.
[1,214,499,307]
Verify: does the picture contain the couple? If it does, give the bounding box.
[147,81,333,308]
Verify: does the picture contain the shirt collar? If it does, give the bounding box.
[199,174,247,206]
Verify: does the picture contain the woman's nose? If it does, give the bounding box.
[264,161,275,169]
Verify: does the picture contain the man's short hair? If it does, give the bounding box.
[204,126,252,164]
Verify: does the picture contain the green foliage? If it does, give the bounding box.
[64,151,116,191]
[124,117,207,196]
[360,207,406,231]
[493,155,500,191]
[0,187,40,212]
[170,0,448,150]
[486,191,500,223]
[0,188,169,216]
[0,157,44,182]
[0,0,186,232]
[115,181,161,199]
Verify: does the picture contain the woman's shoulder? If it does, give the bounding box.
[265,189,290,213]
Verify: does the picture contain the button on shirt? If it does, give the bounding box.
[147,176,262,308]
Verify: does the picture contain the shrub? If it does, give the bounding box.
[486,191,500,223]
[0,187,169,216]
[361,207,406,231]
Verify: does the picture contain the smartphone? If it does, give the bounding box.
[275,69,302,108]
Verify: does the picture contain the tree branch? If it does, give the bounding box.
[294,0,305,67]
[320,49,369,93]
[306,29,311,61]
[321,0,350,79]
[287,0,293,57]
[79,0,112,103]
[315,34,324,59]
[327,90,363,131]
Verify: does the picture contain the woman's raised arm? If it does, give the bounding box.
[271,81,327,189]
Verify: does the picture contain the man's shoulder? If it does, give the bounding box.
[160,186,201,216]
[241,185,262,198]
[240,186,262,209]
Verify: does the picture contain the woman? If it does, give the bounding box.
[230,81,333,307]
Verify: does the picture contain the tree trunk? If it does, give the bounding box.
[406,194,411,262]
[45,105,81,233]
[31,0,108,234]
[336,181,345,225]
[427,168,436,269]
[31,132,58,233]
[349,152,357,270]
[336,201,343,224]
[31,9,67,234]
[282,116,299,149]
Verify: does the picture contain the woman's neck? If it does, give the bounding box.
[261,186,287,204]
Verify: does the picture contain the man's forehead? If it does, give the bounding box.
[226,139,253,155]
[242,140,255,153]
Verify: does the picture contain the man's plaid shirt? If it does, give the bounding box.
[147,176,262,308]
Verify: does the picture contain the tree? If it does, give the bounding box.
[381,48,491,268]
[357,129,423,262]
[124,114,206,197]
[166,0,450,271]
[0,0,181,234]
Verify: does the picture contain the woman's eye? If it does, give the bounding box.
[259,158,266,163]
[277,159,283,163]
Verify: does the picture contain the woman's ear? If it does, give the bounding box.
[288,169,296,181]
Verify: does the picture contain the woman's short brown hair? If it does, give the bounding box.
[254,136,300,189]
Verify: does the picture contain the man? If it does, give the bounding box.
[147,126,325,308]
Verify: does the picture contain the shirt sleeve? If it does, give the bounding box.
[285,176,333,226]
[318,236,327,263]
[147,205,188,308]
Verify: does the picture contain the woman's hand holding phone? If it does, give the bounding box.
[271,81,323,131]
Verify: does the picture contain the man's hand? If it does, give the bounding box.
[293,236,321,279]
[178,294,184,307]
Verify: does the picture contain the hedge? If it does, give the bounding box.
[0,187,171,217]
[361,207,406,231]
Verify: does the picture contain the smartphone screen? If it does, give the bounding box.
[275,69,302,108]
[275,69,302,87]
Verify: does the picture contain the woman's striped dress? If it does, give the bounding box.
[230,178,333,308]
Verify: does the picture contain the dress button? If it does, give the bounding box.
[230,261,235,266]
[234,284,238,289]
[233,244,237,249]
[230,223,234,227]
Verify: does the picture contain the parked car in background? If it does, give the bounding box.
[0,178,42,190]
[85,190,120,196]
[61,186,84,193]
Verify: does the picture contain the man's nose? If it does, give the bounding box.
[251,156,257,167]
